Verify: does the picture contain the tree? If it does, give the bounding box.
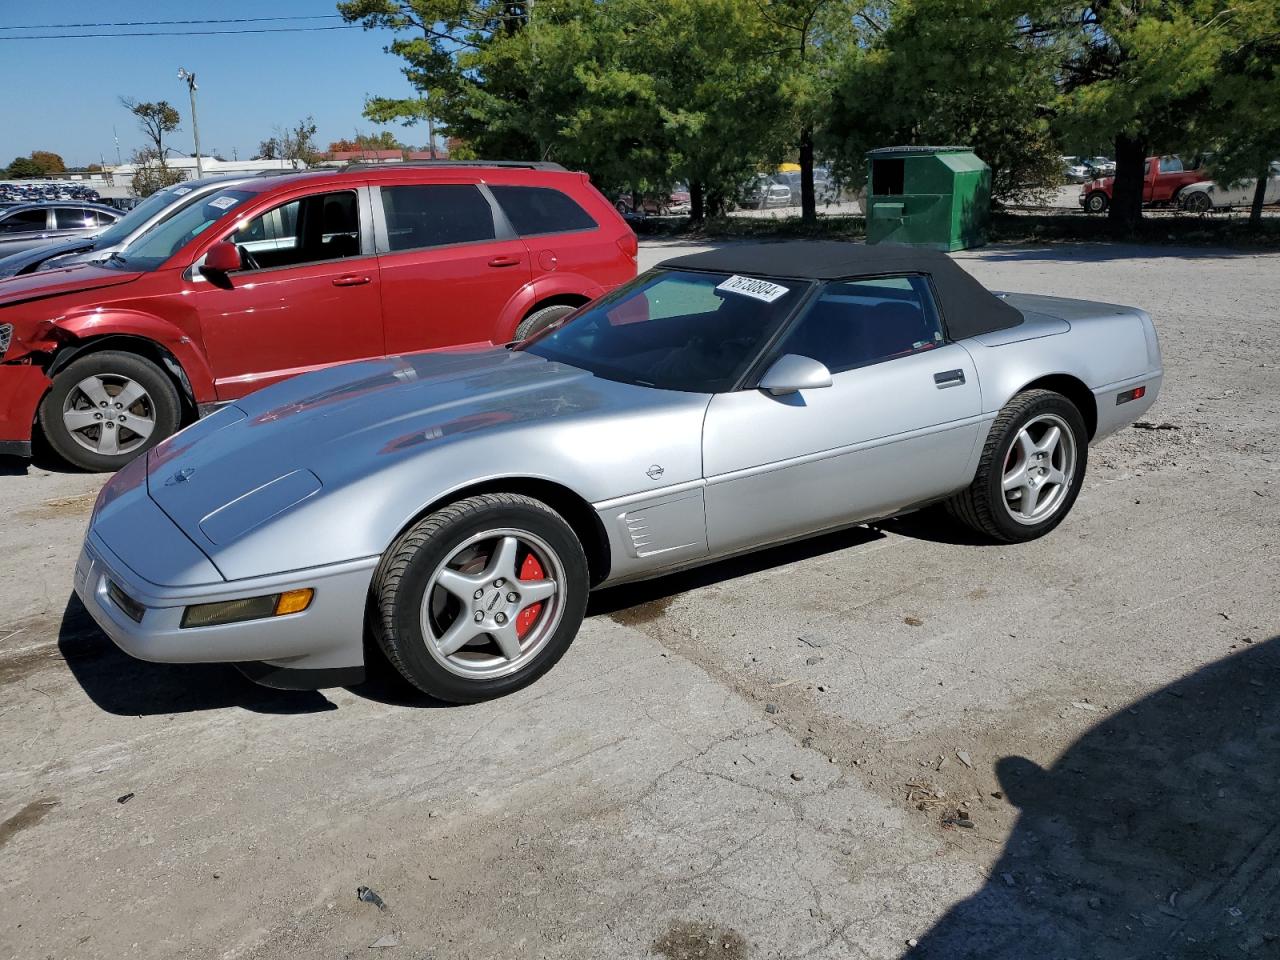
[327,131,408,154]
[1051,2,1235,229]
[277,117,321,165]
[256,137,281,160]
[1199,0,1280,225]
[120,97,181,160]
[129,149,184,197]
[29,150,66,175]
[824,0,1062,204]
[5,156,43,179]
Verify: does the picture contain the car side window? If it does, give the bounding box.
[379,184,496,251]
[54,208,94,230]
[227,190,360,271]
[1159,157,1183,174]
[489,185,597,236]
[0,209,48,233]
[773,276,944,375]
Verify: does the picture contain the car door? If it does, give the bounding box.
[702,276,984,556]
[189,185,384,400]
[374,180,533,354]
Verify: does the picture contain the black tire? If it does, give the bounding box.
[514,303,578,341]
[39,350,182,472]
[371,493,589,703]
[1084,191,1108,214]
[946,389,1088,544]
[1183,191,1212,214]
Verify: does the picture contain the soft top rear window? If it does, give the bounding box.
[490,185,597,236]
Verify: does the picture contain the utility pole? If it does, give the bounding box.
[113,126,121,166]
[177,67,203,178]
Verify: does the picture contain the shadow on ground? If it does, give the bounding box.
[587,524,886,618]
[907,635,1280,959]
[57,594,337,715]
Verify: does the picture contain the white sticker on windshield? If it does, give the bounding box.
[172,187,192,196]
[716,274,790,303]
[207,196,239,211]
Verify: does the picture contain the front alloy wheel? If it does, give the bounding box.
[372,493,589,702]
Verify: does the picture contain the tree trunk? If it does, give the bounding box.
[1109,133,1147,231]
[690,180,705,223]
[799,126,816,224]
[1250,162,1269,226]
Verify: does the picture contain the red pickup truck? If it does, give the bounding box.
[1080,156,1205,213]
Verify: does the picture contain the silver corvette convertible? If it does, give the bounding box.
[75,242,1162,702]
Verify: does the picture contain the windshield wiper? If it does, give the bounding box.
[106,251,128,267]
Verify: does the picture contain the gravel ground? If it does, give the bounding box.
[1,239,1277,959]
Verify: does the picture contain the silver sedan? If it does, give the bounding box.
[75,242,1163,702]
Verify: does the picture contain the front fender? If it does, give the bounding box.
[49,309,216,402]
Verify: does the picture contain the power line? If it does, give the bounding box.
[0,15,344,31]
[0,25,362,41]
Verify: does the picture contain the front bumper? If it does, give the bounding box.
[74,532,378,687]
[0,362,51,450]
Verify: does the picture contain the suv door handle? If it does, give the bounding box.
[487,256,521,268]
[332,275,371,287]
[933,369,966,388]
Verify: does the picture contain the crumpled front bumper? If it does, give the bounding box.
[0,362,51,456]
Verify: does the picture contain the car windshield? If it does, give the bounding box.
[89,185,190,249]
[519,269,811,392]
[105,188,256,271]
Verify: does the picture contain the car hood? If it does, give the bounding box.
[145,348,703,577]
[0,262,141,306]
[0,236,98,279]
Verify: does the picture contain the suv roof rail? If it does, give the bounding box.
[340,160,568,173]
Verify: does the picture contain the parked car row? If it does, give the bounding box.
[1061,156,1115,184]
[1,181,101,204]
[1078,155,1280,214]
[0,162,637,470]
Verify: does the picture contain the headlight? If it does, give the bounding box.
[0,323,12,359]
[181,588,313,628]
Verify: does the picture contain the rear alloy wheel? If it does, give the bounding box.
[39,350,181,472]
[947,389,1088,543]
[1085,191,1108,214]
[515,303,578,341]
[372,493,589,703]
[1183,191,1213,214]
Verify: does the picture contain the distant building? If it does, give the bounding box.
[317,149,447,168]
[19,157,309,199]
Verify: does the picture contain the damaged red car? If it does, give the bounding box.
[0,163,636,470]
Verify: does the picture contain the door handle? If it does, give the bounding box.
[332,275,371,287]
[487,256,521,268]
[933,369,966,388]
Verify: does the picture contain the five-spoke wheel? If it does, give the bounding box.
[372,493,589,703]
[948,389,1088,543]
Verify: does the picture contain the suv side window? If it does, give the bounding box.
[228,190,360,270]
[380,184,495,251]
[0,209,48,233]
[490,185,597,236]
[773,276,944,375]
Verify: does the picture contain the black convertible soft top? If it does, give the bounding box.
[660,241,1023,340]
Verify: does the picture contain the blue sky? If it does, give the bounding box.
[1,1,424,167]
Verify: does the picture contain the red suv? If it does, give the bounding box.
[0,162,636,470]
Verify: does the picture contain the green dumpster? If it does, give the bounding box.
[864,146,990,251]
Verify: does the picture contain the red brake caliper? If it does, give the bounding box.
[516,553,545,638]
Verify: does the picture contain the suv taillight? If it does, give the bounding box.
[616,232,637,262]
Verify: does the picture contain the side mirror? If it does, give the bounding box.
[757,354,833,396]
[199,241,241,287]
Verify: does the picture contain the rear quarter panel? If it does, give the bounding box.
[965,294,1162,440]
